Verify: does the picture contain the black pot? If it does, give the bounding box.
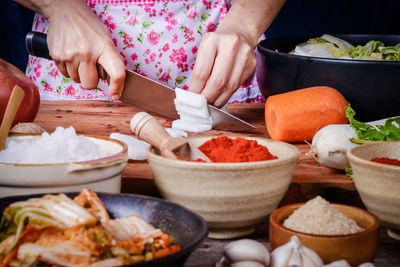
[256,34,400,122]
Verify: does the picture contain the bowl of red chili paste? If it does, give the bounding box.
[146,135,300,239]
[347,141,400,240]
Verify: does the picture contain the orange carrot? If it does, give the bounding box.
[265,86,348,142]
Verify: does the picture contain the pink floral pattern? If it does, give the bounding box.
[26,0,264,103]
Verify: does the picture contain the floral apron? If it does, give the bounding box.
[26,0,265,103]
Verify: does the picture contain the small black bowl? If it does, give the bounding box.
[0,192,208,267]
[256,34,400,122]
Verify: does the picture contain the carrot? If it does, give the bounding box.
[265,86,348,142]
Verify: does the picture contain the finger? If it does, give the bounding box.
[189,35,217,94]
[98,48,126,101]
[54,60,69,78]
[78,60,99,89]
[66,57,81,83]
[212,50,256,107]
[200,45,235,104]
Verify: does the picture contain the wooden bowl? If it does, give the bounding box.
[269,202,380,266]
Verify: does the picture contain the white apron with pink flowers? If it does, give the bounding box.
[26,0,265,103]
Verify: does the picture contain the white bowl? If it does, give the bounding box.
[0,134,128,197]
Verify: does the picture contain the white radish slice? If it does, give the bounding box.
[110,133,149,160]
[178,113,213,125]
[174,99,210,118]
[172,87,213,133]
[172,119,212,133]
[165,127,188,137]
[175,87,207,108]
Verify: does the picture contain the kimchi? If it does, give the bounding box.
[0,189,180,266]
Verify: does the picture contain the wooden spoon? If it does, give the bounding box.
[130,112,210,162]
[0,85,25,150]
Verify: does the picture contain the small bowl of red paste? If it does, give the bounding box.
[146,135,300,239]
[347,141,400,240]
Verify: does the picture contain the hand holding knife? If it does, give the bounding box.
[25,31,255,132]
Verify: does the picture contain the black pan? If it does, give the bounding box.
[0,192,208,267]
[256,34,400,122]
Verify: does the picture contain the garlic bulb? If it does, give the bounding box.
[221,239,270,267]
[270,236,323,267]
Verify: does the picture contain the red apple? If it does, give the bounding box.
[0,58,40,127]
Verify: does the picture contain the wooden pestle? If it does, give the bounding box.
[0,85,25,151]
[130,112,210,162]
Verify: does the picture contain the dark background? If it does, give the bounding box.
[1,0,400,72]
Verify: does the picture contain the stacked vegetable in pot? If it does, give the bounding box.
[292,34,400,61]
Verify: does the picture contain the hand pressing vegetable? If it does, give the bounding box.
[265,86,348,142]
[308,106,400,170]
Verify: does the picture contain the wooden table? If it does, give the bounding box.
[34,101,399,266]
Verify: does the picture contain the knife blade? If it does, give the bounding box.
[26,31,255,131]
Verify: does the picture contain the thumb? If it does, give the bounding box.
[98,48,126,101]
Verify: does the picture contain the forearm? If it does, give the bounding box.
[14,0,88,19]
[218,0,286,48]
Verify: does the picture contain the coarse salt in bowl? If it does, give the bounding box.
[0,127,128,197]
[0,127,110,164]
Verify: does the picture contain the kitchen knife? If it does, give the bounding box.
[26,31,255,131]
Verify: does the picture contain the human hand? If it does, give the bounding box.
[188,29,257,108]
[44,0,125,100]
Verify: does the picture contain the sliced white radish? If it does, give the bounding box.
[110,133,149,160]
[165,127,188,138]
[174,99,210,118]
[172,87,213,133]
[179,113,213,125]
[172,119,212,133]
[175,87,207,108]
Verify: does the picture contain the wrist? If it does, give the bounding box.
[36,0,86,20]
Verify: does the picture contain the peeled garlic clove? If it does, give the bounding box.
[271,236,323,267]
[231,261,266,267]
[358,263,375,267]
[10,122,45,134]
[224,239,270,266]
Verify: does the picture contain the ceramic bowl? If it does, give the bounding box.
[0,133,128,197]
[0,192,208,267]
[347,141,400,240]
[146,135,300,239]
[269,202,380,266]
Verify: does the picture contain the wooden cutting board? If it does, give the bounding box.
[33,101,358,205]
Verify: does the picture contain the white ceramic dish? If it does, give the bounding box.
[0,133,128,197]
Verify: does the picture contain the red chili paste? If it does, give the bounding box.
[370,157,400,166]
[197,136,278,163]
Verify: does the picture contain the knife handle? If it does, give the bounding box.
[25,31,109,80]
[130,112,187,159]
[26,32,51,60]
